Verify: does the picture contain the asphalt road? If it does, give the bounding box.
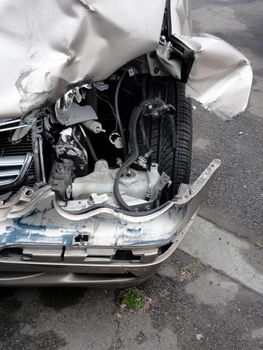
[191,0,263,244]
[0,1,263,350]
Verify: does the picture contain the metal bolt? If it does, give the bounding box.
[160,35,166,44]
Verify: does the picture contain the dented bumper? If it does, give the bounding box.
[0,160,220,286]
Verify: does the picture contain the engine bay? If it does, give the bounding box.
[0,71,184,213]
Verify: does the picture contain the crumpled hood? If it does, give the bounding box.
[0,0,253,120]
[0,0,166,117]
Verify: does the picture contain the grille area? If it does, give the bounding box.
[0,155,32,187]
[0,119,38,195]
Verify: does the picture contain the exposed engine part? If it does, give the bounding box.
[57,85,91,111]
[0,66,187,213]
[113,99,174,211]
[49,160,74,200]
[72,160,160,201]
[79,125,98,162]
[94,82,109,91]
[109,132,123,149]
[54,127,88,174]
[83,120,105,134]
[55,103,98,126]
[89,193,109,205]
[137,150,153,169]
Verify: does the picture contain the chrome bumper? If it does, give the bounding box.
[0,159,220,286]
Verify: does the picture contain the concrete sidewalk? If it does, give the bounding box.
[180,216,263,296]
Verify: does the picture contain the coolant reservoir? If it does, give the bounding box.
[72,160,160,200]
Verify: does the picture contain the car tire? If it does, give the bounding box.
[139,78,192,198]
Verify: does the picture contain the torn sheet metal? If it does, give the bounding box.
[162,0,253,119]
[0,0,166,117]
[0,0,252,120]
[184,34,253,120]
[158,33,253,120]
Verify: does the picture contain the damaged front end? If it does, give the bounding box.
[0,0,252,286]
[0,159,220,286]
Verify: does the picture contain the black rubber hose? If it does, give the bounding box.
[78,124,98,162]
[84,137,98,162]
[113,105,142,211]
[113,99,172,212]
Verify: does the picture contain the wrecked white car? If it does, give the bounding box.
[0,0,252,286]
